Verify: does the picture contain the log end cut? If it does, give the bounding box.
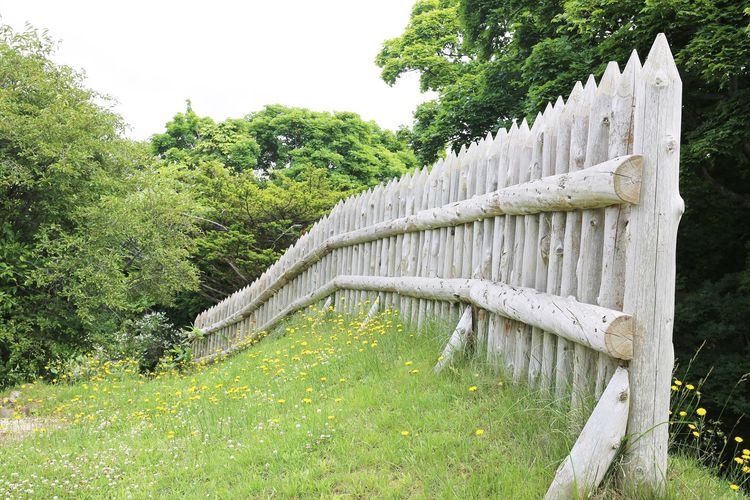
[605,314,634,360]
[613,155,643,205]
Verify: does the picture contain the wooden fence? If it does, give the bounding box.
[191,34,682,497]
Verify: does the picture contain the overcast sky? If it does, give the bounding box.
[1,0,431,140]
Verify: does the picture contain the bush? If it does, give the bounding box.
[115,312,186,373]
[154,343,194,374]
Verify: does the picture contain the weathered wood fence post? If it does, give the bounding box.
[620,34,683,494]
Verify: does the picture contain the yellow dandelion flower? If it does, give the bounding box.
[742,465,750,474]
[468,386,478,392]
[686,384,695,390]
[401,430,410,436]
[277,399,286,404]
[674,379,682,386]
[475,429,485,436]
[302,398,312,404]
[693,431,700,437]
[743,449,750,455]
[734,457,744,465]
[671,385,678,391]
[405,361,413,366]
[696,408,707,416]
[735,436,744,444]
[410,369,420,374]
[678,411,687,417]
[729,484,739,491]
[327,415,335,420]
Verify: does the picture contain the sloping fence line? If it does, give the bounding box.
[191,35,682,496]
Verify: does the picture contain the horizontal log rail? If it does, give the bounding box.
[199,155,642,336]
[196,275,633,363]
[338,154,641,243]
[335,276,633,360]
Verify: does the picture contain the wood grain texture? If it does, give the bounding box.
[620,34,683,494]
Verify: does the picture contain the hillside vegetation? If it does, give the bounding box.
[0,307,736,498]
[0,25,417,384]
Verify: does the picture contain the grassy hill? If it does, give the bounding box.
[0,305,739,498]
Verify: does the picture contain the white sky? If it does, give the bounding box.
[0,0,432,140]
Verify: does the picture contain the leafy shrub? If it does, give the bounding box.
[45,314,196,383]
[115,312,186,373]
[154,343,194,374]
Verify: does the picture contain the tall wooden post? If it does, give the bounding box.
[621,34,683,493]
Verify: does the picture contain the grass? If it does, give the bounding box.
[0,305,744,498]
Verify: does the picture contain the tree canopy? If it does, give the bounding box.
[0,26,201,383]
[152,104,417,189]
[151,104,418,326]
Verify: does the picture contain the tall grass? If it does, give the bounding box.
[0,305,740,498]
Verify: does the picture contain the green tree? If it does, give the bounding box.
[152,104,418,326]
[164,160,344,325]
[379,0,750,419]
[375,0,468,93]
[152,102,260,172]
[0,26,200,385]
[246,105,416,188]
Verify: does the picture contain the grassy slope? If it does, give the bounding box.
[0,306,740,498]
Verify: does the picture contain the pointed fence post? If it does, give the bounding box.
[620,34,683,494]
